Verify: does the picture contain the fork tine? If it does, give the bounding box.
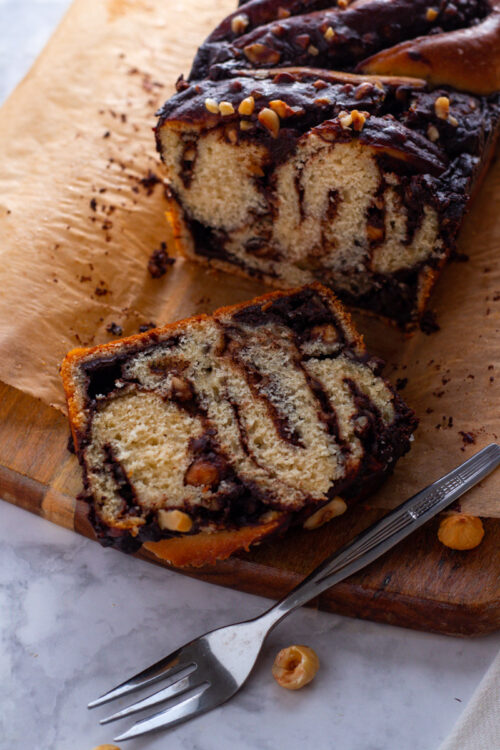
[113,683,212,741]
[88,645,193,709]
[100,666,199,724]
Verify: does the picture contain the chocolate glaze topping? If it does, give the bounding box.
[190,0,491,81]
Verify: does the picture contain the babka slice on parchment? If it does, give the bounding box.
[61,284,417,566]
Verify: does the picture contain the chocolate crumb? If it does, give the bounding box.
[395,377,408,391]
[139,322,156,332]
[95,287,108,296]
[139,170,161,195]
[459,431,476,446]
[420,311,440,335]
[106,322,123,336]
[90,198,97,211]
[425,407,434,414]
[148,242,175,278]
[67,434,76,454]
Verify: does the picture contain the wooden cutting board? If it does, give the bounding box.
[0,0,499,637]
[1,372,499,638]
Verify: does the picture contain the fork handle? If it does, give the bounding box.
[261,444,500,628]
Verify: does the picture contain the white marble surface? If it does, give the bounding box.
[1,501,499,750]
[1,2,499,749]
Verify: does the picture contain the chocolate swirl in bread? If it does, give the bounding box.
[61,285,417,565]
[156,0,500,328]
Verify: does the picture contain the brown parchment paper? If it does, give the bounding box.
[0,0,498,517]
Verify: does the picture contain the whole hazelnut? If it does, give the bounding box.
[438,514,484,550]
[185,459,219,487]
[272,645,319,690]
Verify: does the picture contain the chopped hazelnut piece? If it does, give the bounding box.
[240,120,254,131]
[92,745,121,750]
[427,124,439,142]
[304,497,347,530]
[244,43,281,65]
[338,0,348,8]
[338,110,353,129]
[355,82,374,100]
[272,645,319,690]
[185,459,219,487]
[238,96,255,116]
[158,509,193,533]
[226,126,238,144]
[426,7,438,20]
[308,44,319,56]
[367,224,384,242]
[219,101,235,116]
[205,98,219,114]
[324,26,335,41]
[449,115,459,127]
[231,13,249,35]
[258,107,280,138]
[434,96,450,120]
[170,375,192,401]
[350,109,368,131]
[269,99,299,118]
[277,6,291,18]
[311,324,338,344]
[438,514,484,550]
[314,97,332,106]
[259,510,281,523]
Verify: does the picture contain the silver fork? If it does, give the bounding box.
[89,443,500,742]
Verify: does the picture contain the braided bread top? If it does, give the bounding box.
[188,0,500,94]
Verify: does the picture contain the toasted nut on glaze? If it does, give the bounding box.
[205,98,219,114]
[231,13,249,35]
[272,645,319,690]
[258,108,280,138]
[185,459,220,487]
[243,43,281,65]
[434,96,450,120]
[438,514,484,550]
[426,7,438,21]
[219,101,235,116]
[158,509,193,533]
[238,96,255,116]
[304,497,347,530]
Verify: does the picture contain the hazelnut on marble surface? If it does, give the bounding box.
[304,497,347,530]
[272,645,320,690]
[438,514,484,550]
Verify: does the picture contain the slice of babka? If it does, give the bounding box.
[61,284,417,566]
[156,0,500,328]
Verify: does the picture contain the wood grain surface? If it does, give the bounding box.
[0,0,499,636]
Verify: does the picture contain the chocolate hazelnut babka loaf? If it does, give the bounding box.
[156,0,500,328]
[62,284,417,566]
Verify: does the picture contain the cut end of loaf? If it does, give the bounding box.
[157,70,500,327]
[62,285,417,565]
